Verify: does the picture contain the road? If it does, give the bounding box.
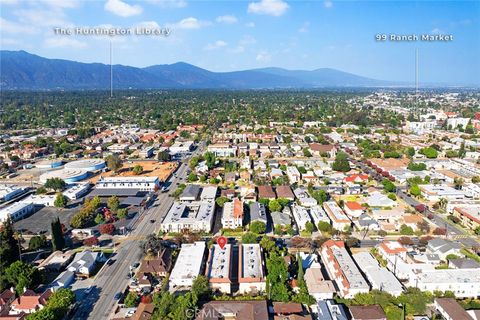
[72,145,203,319]
[351,157,479,247]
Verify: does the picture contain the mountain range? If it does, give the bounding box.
[1,50,404,90]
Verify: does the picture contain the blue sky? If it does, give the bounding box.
[1,0,479,84]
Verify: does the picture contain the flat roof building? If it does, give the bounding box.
[309,205,330,227]
[320,240,369,298]
[323,201,351,230]
[292,205,312,231]
[352,252,404,296]
[0,202,34,223]
[0,185,27,202]
[63,183,91,200]
[238,244,266,294]
[205,244,233,294]
[96,176,159,191]
[169,242,206,291]
[161,200,216,233]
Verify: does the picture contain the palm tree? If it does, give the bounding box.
[438,197,448,210]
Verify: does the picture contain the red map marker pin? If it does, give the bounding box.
[217,236,227,250]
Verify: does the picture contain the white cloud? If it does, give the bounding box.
[256,50,271,62]
[431,28,443,34]
[44,37,87,48]
[145,0,187,8]
[105,0,142,17]
[216,15,238,24]
[324,0,333,8]
[245,22,255,28]
[0,17,38,34]
[298,22,309,33]
[1,38,21,45]
[14,8,71,27]
[204,40,227,50]
[0,0,19,5]
[173,17,211,29]
[248,0,289,16]
[230,46,245,53]
[239,35,256,45]
[41,0,79,8]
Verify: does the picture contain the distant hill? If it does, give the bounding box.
[1,50,403,90]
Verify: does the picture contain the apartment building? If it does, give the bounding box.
[205,244,233,294]
[238,244,266,294]
[221,198,244,229]
[161,200,216,233]
[320,240,369,298]
[169,242,206,291]
[322,201,351,230]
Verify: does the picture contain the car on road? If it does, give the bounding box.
[150,219,155,223]
[114,292,122,300]
[131,262,140,269]
[106,259,115,266]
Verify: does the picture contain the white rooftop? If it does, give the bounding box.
[170,242,206,281]
[240,244,264,279]
[207,244,231,280]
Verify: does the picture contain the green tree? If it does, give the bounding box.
[419,147,438,159]
[311,190,328,205]
[44,178,66,191]
[400,224,414,235]
[409,184,421,197]
[382,179,396,193]
[241,232,258,244]
[268,199,282,212]
[117,208,128,219]
[132,164,143,175]
[0,217,21,288]
[204,152,216,169]
[5,261,42,295]
[94,213,105,225]
[51,217,65,251]
[192,275,209,300]
[250,221,266,234]
[260,236,276,252]
[28,235,46,251]
[54,193,67,208]
[157,150,170,161]
[187,173,198,182]
[317,221,332,233]
[105,154,123,173]
[305,221,315,234]
[124,291,139,308]
[107,195,120,212]
[331,152,351,172]
[215,197,230,207]
[407,162,427,171]
[266,252,290,302]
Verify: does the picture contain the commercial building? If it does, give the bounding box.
[0,202,34,223]
[205,244,233,294]
[323,201,351,230]
[20,194,56,207]
[139,146,154,159]
[64,158,106,171]
[169,141,194,155]
[39,168,89,184]
[96,176,160,191]
[161,200,216,233]
[63,183,91,200]
[320,240,369,298]
[206,143,236,157]
[221,198,244,229]
[169,242,206,291]
[238,244,266,294]
[35,159,64,170]
[352,252,404,296]
[0,185,27,201]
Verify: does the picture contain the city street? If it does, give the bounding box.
[70,156,193,319]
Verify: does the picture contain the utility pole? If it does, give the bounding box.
[110,41,113,98]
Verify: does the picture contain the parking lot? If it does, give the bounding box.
[14,205,79,235]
